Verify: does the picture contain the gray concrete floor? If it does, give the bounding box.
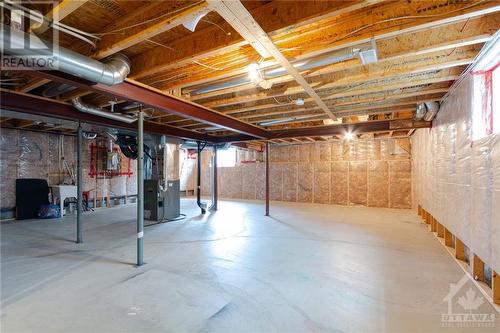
[1,199,497,332]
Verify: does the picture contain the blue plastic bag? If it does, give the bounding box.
[38,204,61,219]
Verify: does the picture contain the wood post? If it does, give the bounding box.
[444,228,453,247]
[418,204,422,216]
[455,238,465,261]
[437,222,444,237]
[493,271,500,305]
[431,217,437,232]
[473,254,484,281]
[425,211,431,224]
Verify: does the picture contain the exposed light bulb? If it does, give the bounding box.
[247,63,261,82]
[295,98,304,106]
[345,132,354,141]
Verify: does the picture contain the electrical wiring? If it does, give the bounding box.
[145,39,177,52]
[193,60,223,71]
[200,18,231,36]
[279,0,488,51]
[2,0,100,47]
[95,1,205,36]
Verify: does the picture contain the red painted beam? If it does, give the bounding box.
[216,120,431,142]
[27,70,270,139]
[0,90,215,142]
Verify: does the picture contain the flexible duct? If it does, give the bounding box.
[72,97,136,123]
[414,101,440,121]
[414,103,427,120]
[423,101,440,121]
[1,24,130,85]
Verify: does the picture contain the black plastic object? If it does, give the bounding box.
[15,179,50,220]
[116,134,151,160]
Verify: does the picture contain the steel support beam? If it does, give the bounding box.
[265,141,269,217]
[76,122,83,243]
[215,120,431,142]
[0,90,214,142]
[27,71,270,139]
[137,109,144,267]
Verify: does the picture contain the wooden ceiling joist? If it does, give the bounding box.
[4,0,499,141]
[181,13,498,96]
[207,0,338,121]
[93,2,211,60]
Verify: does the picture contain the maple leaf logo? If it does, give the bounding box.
[457,288,484,311]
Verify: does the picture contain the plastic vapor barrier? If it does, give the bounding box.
[412,74,500,273]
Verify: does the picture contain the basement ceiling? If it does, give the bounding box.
[1,0,499,143]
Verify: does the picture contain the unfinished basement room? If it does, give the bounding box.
[0,0,499,332]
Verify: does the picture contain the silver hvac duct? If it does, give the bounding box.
[190,48,358,95]
[414,101,440,121]
[72,97,136,123]
[414,103,427,120]
[0,24,130,85]
[423,101,440,121]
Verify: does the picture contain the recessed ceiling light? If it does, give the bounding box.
[295,98,304,106]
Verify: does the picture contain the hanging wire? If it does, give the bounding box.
[95,1,205,36]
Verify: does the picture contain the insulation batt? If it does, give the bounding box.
[412,74,500,273]
[197,138,412,209]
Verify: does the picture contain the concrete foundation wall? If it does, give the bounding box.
[198,138,412,208]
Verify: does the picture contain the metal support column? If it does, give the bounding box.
[76,122,83,243]
[212,145,218,211]
[196,141,206,214]
[265,141,270,216]
[137,109,144,266]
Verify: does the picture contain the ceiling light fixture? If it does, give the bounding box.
[247,62,261,82]
[247,62,273,89]
[344,132,355,141]
[295,98,304,106]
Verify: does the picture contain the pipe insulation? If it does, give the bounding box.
[71,97,136,123]
[0,24,130,86]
